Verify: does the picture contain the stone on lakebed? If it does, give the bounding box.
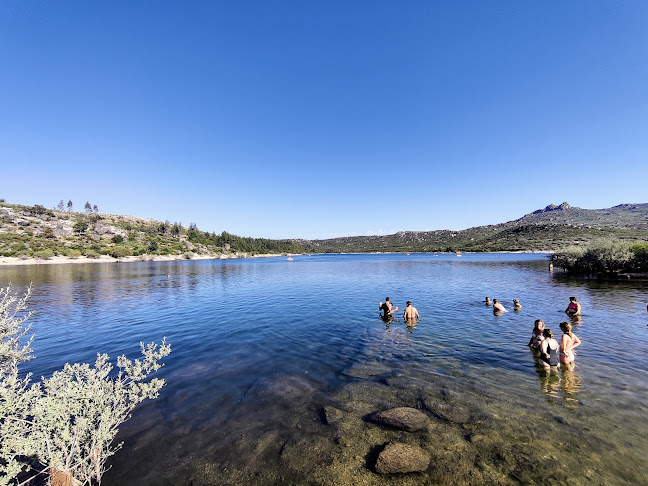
[369,407,431,432]
[375,442,430,474]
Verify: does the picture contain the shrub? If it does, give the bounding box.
[33,249,55,260]
[73,220,88,235]
[111,234,124,244]
[67,249,82,259]
[109,245,131,258]
[0,286,171,485]
[84,249,99,259]
[630,242,648,271]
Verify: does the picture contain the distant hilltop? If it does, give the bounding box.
[304,202,648,253]
[1,200,647,262]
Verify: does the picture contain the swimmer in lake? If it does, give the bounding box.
[528,319,545,350]
[513,299,522,311]
[484,297,492,306]
[565,296,581,316]
[492,299,508,314]
[379,297,399,318]
[559,321,581,366]
[403,301,420,321]
[539,329,560,370]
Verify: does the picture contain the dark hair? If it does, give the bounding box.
[406,301,411,306]
[385,297,390,302]
[493,299,498,303]
[534,319,545,331]
[543,328,554,338]
[569,296,577,302]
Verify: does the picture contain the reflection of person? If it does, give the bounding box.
[484,297,492,306]
[528,319,545,349]
[492,299,508,314]
[559,321,581,365]
[513,299,522,311]
[379,297,398,318]
[539,329,560,370]
[403,301,419,321]
[565,296,581,315]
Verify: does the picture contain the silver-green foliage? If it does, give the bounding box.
[0,284,34,374]
[0,286,171,485]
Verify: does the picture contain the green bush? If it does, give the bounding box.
[630,242,648,271]
[67,249,82,259]
[109,245,132,258]
[552,240,638,274]
[84,249,99,259]
[111,235,124,244]
[33,249,55,260]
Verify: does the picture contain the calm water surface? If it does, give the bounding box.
[2,254,647,485]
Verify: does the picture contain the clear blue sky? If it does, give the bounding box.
[1,1,647,239]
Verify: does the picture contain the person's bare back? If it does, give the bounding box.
[403,301,419,320]
[379,297,399,317]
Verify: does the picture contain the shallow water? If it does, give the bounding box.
[2,253,647,485]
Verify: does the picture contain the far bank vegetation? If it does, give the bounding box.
[551,240,648,275]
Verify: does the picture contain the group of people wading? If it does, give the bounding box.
[379,297,420,322]
[484,295,582,370]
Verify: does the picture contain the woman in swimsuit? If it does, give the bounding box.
[528,319,545,350]
[513,299,522,311]
[565,296,581,315]
[559,321,581,365]
[539,328,560,370]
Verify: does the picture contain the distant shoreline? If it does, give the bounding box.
[0,253,289,267]
[0,250,552,267]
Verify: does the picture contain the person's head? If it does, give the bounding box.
[543,329,554,339]
[569,296,577,302]
[485,297,490,301]
[534,319,545,332]
[559,321,573,337]
[493,299,498,304]
[385,297,390,302]
[406,301,411,307]
[513,299,520,305]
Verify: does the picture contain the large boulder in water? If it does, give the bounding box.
[375,442,430,474]
[369,407,430,432]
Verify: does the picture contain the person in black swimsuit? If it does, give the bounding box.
[539,328,560,369]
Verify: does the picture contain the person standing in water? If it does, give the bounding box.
[493,299,508,314]
[513,299,522,311]
[484,297,492,306]
[528,319,545,349]
[379,297,399,318]
[539,329,560,370]
[559,321,581,365]
[403,301,420,321]
[565,296,581,316]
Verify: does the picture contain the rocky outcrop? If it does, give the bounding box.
[375,442,429,474]
[369,407,430,432]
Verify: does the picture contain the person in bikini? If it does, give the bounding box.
[559,321,581,365]
[565,296,581,316]
[403,301,420,321]
[379,297,399,318]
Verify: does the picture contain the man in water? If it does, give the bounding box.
[492,299,508,314]
[379,297,398,318]
[403,301,420,321]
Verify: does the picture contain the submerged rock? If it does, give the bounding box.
[369,407,430,432]
[322,406,344,425]
[375,442,429,474]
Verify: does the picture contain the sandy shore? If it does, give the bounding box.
[0,253,289,266]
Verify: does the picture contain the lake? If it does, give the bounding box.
[2,253,647,485]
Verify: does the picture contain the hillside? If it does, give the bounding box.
[302,202,648,253]
[1,200,647,263]
[0,201,306,262]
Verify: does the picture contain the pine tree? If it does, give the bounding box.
[66,200,73,212]
[84,202,92,213]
